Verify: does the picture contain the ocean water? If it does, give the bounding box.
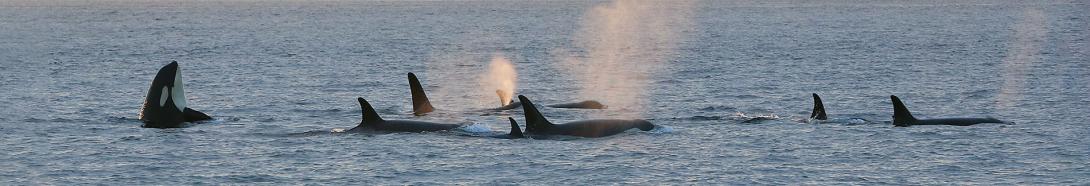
[2,0,1088,184]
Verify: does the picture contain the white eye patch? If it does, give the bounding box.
[159,86,169,107]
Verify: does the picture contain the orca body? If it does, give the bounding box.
[489,101,523,110]
[139,61,212,128]
[408,72,435,116]
[489,117,525,139]
[518,95,653,138]
[348,97,461,133]
[891,95,1007,127]
[547,100,607,109]
[487,90,523,110]
[489,89,605,110]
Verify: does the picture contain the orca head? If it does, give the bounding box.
[139,61,188,128]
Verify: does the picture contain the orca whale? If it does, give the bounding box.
[891,95,1008,127]
[489,117,525,139]
[548,100,607,109]
[518,95,653,138]
[810,93,828,120]
[488,90,522,110]
[348,97,461,133]
[408,72,435,116]
[139,61,212,128]
[803,93,867,124]
[489,90,606,110]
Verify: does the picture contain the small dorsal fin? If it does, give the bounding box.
[810,93,828,120]
[407,72,434,115]
[357,97,385,126]
[507,117,524,138]
[517,95,553,132]
[890,95,916,127]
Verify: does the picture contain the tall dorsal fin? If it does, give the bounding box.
[357,97,384,126]
[507,117,524,138]
[890,95,917,127]
[517,95,553,132]
[407,72,434,115]
[810,93,828,120]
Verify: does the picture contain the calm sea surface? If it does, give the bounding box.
[1,0,1087,184]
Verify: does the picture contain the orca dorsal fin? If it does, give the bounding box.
[810,93,828,120]
[890,95,917,126]
[407,72,434,115]
[357,97,385,126]
[507,117,524,138]
[517,95,553,132]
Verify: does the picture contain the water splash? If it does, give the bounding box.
[458,122,493,133]
[556,0,696,118]
[997,7,1046,109]
[480,55,518,106]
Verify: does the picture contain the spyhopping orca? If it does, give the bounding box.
[408,72,434,115]
[349,97,461,133]
[489,117,525,139]
[489,90,606,110]
[519,95,653,138]
[891,95,1009,127]
[139,61,212,128]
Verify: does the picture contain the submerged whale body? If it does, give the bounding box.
[891,95,1008,127]
[547,100,606,109]
[518,95,653,138]
[348,97,461,133]
[489,90,606,110]
[139,61,212,128]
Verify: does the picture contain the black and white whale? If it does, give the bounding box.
[518,95,653,138]
[348,97,462,133]
[139,61,212,128]
[489,90,607,110]
[891,95,1009,127]
[803,93,867,124]
[488,117,525,139]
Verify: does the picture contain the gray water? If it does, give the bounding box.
[2,0,1088,185]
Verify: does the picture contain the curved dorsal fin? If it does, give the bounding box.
[357,97,385,126]
[407,72,434,115]
[517,95,553,132]
[810,93,828,120]
[890,95,916,126]
[507,117,524,138]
